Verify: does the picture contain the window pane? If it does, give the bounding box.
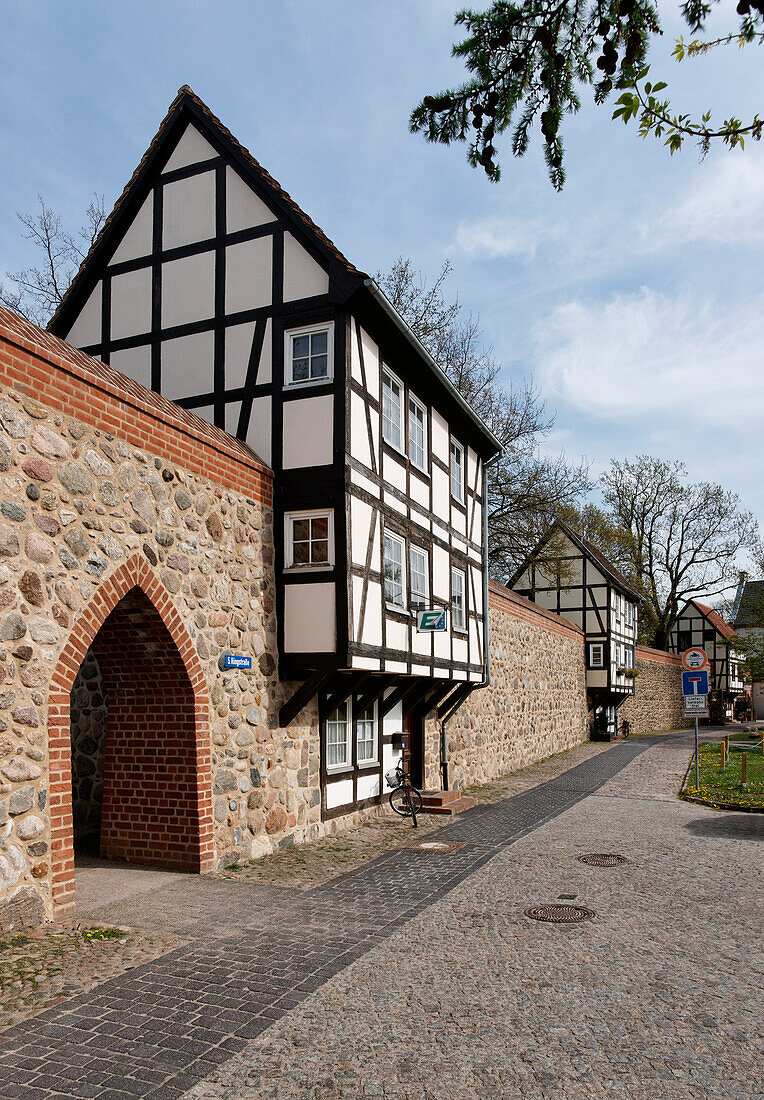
[311,331,327,354]
[356,706,375,762]
[312,539,329,563]
[451,568,465,630]
[293,358,309,381]
[293,335,310,357]
[293,519,310,542]
[293,542,309,565]
[312,517,328,540]
[450,441,463,499]
[410,547,427,606]
[409,402,425,467]
[310,354,328,378]
[384,534,404,606]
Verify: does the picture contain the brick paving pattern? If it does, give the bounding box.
[0,739,650,1099]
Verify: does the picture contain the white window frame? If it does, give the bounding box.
[589,643,605,668]
[284,321,333,388]
[355,700,377,767]
[382,368,404,453]
[450,438,465,503]
[284,509,334,571]
[326,702,350,771]
[408,393,428,472]
[409,545,429,611]
[383,529,406,610]
[451,566,466,633]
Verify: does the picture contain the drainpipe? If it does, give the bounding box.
[440,452,500,790]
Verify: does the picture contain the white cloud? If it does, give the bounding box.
[453,215,551,260]
[644,149,764,249]
[532,286,764,426]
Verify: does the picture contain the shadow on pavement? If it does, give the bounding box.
[684,814,764,840]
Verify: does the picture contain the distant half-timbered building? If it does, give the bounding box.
[733,578,764,719]
[509,523,639,737]
[669,599,745,714]
[50,86,501,816]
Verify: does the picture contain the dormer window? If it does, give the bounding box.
[286,323,332,386]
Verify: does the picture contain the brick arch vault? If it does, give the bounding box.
[48,554,214,918]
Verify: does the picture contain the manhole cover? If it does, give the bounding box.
[524,904,596,924]
[577,853,629,867]
[407,840,464,853]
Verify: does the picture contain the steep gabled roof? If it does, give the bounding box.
[689,600,737,642]
[732,580,764,630]
[509,520,641,601]
[49,86,502,459]
[49,85,363,337]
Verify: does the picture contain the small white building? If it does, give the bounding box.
[510,522,639,738]
[49,86,502,815]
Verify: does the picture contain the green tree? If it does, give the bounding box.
[601,455,759,648]
[411,0,763,190]
[377,257,591,579]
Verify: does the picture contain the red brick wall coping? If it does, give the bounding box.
[0,307,273,504]
[47,555,214,916]
[636,645,682,666]
[488,579,584,642]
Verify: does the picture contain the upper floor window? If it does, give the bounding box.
[450,439,464,502]
[589,642,605,668]
[408,395,427,471]
[327,703,350,769]
[285,510,333,569]
[451,567,466,632]
[286,323,332,386]
[410,545,429,610]
[382,370,403,450]
[383,529,406,608]
[356,703,377,764]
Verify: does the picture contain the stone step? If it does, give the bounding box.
[421,789,462,806]
[419,795,477,816]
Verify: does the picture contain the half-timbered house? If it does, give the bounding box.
[668,600,745,716]
[509,522,639,737]
[49,86,502,818]
[733,578,764,719]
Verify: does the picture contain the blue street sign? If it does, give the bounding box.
[224,654,252,670]
[682,670,709,696]
[416,609,447,632]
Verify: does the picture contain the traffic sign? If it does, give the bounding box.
[682,670,709,696]
[684,694,709,718]
[681,647,709,671]
[416,609,447,632]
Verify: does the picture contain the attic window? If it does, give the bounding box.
[589,643,605,669]
[286,323,333,386]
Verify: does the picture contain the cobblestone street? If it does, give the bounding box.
[1,732,761,1099]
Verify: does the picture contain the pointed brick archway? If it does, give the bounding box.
[48,555,214,917]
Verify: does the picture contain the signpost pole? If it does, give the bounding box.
[694,717,699,791]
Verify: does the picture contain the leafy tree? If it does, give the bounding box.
[601,455,759,648]
[411,0,763,190]
[0,195,106,327]
[377,257,591,579]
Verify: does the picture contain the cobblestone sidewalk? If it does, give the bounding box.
[187,732,763,1100]
[0,738,647,1098]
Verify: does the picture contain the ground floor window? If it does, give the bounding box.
[327,703,350,768]
[356,703,377,763]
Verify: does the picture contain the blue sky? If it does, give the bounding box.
[1,1,762,550]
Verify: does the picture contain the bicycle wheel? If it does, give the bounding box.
[389,787,423,817]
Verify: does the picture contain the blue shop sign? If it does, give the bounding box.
[224,654,252,670]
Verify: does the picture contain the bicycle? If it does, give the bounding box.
[620,718,631,740]
[385,760,423,827]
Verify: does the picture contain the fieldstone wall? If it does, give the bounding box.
[618,646,688,734]
[442,582,589,789]
[0,310,330,928]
